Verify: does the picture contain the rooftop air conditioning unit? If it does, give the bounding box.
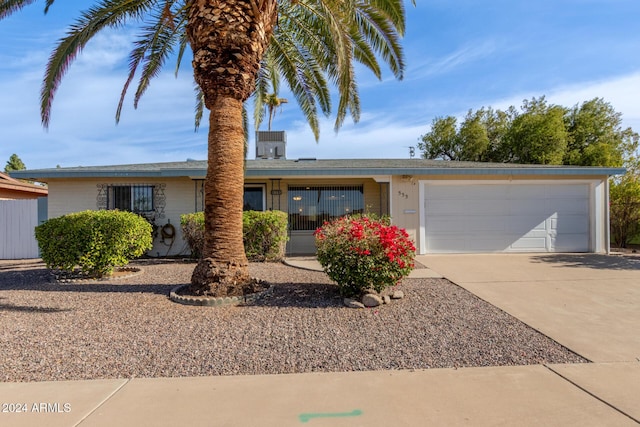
[256,131,286,160]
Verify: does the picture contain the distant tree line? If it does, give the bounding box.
[418,97,638,167]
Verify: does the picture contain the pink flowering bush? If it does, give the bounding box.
[314,215,416,297]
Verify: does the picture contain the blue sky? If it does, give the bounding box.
[1,1,639,170]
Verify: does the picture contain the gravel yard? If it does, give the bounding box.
[0,259,586,382]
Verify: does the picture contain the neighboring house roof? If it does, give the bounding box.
[9,159,626,180]
[0,171,48,198]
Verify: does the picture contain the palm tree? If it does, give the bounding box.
[1,0,412,297]
[265,93,288,131]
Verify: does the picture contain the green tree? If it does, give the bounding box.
[417,111,490,162]
[610,173,640,248]
[507,97,568,165]
[610,142,640,248]
[458,110,490,161]
[418,116,459,160]
[4,153,26,173]
[418,106,512,163]
[418,97,637,167]
[2,1,412,297]
[482,106,515,162]
[564,98,636,167]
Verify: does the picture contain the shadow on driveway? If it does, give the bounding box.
[530,253,640,271]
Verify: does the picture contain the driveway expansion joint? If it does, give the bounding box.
[543,364,640,425]
[75,378,131,427]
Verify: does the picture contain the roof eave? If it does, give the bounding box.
[10,165,626,180]
[245,167,627,177]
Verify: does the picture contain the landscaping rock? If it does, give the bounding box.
[382,295,391,304]
[343,298,365,309]
[0,260,589,383]
[362,293,383,307]
[391,290,405,299]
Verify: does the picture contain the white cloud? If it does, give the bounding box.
[406,40,500,81]
[0,40,205,169]
[75,31,132,70]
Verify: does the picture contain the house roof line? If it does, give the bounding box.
[9,159,626,180]
[0,171,48,195]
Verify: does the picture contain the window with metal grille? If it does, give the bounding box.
[288,185,364,231]
[109,185,154,213]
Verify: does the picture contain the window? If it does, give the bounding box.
[109,185,154,213]
[192,182,266,212]
[244,185,265,211]
[288,185,364,231]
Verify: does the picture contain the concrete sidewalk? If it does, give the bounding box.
[2,363,639,426]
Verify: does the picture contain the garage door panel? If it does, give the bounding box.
[429,236,511,252]
[430,185,507,200]
[428,237,467,252]
[550,198,590,214]
[427,215,507,233]
[553,234,590,252]
[426,217,465,234]
[466,236,510,252]
[471,186,510,199]
[510,236,547,250]
[546,185,590,198]
[469,199,510,215]
[551,216,589,233]
[505,216,546,234]
[511,186,548,199]
[430,216,513,233]
[510,201,554,215]
[424,182,590,253]
[427,199,511,215]
[426,199,469,215]
[468,216,509,232]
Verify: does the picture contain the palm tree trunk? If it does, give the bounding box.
[187,0,277,297]
[190,95,250,296]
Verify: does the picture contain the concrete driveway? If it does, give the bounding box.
[415,253,640,363]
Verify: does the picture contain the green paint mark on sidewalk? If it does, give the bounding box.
[299,409,363,423]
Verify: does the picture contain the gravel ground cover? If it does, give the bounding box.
[0,259,586,382]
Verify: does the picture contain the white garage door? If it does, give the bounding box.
[424,182,590,253]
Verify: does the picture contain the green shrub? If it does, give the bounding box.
[35,210,153,277]
[180,210,288,261]
[180,212,206,258]
[315,215,416,297]
[610,176,640,247]
[243,210,288,261]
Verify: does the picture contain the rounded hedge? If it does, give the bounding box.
[35,210,153,277]
[180,210,288,261]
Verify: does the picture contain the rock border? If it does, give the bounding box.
[53,267,143,283]
[344,289,405,308]
[169,283,273,307]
